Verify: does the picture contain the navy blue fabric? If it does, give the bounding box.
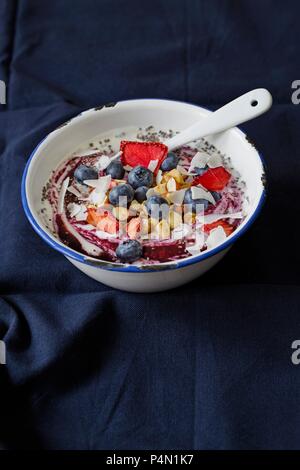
[1,0,300,450]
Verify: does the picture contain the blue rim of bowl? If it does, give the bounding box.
[21,99,267,273]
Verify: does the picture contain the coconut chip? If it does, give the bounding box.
[88,190,106,206]
[74,224,95,231]
[186,243,202,255]
[168,188,187,205]
[156,169,163,185]
[186,232,205,255]
[167,177,176,192]
[172,223,192,240]
[75,206,87,221]
[67,202,82,218]
[200,212,244,224]
[57,177,70,214]
[95,155,111,170]
[84,175,111,192]
[207,154,222,168]
[73,149,100,157]
[95,230,117,239]
[67,185,83,198]
[148,159,158,173]
[189,152,209,173]
[110,150,122,162]
[191,185,215,204]
[206,226,227,249]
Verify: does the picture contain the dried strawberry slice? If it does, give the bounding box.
[120,141,168,175]
[143,239,187,261]
[203,220,234,236]
[192,166,231,191]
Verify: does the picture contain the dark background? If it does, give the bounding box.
[0,0,300,450]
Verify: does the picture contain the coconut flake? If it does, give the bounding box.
[67,203,87,221]
[73,149,100,157]
[186,244,202,255]
[75,206,87,221]
[110,150,122,162]
[57,177,70,214]
[191,186,215,204]
[84,175,111,192]
[95,230,117,239]
[67,186,83,198]
[95,155,111,170]
[186,228,205,254]
[88,190,106,206]
[167,177,176,192]
[148,159,158,172]
[207,154,222,168]
[172,223,192,240]
[168,189,187,205]
[200,212,244,224]
[67,202,81,218]
[74,224,95,231]
[206,226,227,249]
[189,152,209,173]
[156,169,163,185]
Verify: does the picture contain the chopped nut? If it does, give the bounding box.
[153,183,167,195]
[163,169,184,185]
[169,210,182,229]
[155,220,170,240]
[166,177,176,192]
[184,212,196,225]
[113,206,129,221]
[129,199,142,213]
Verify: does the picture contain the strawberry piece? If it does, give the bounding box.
[87,208,118,234]
[120,141,168,175]
[203,220,234,236]
[87,207,100,226]
[192,166,231,191]
[97,216,118,234]
[127,217,141,239]
[143,239,187,261]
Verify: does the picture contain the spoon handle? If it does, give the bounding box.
[165,88,273,151]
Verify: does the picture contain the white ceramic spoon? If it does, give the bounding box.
[111,88,272,159]
[164,88,272,150]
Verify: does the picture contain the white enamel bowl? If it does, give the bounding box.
[22,99,266,292]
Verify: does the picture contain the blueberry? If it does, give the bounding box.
[211,191,221,203]
[74,165,98,183]
[183,188,209,213]
[160,152,179,172]
[128,166,153,189]
[194,165,208,176]
[109,184,134,207]
[134,186,148,203]
[146,195,169,220]
[106,161,125,179]
[116,239,143,263]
